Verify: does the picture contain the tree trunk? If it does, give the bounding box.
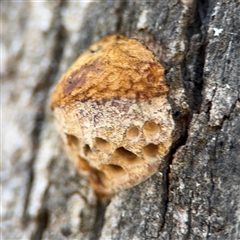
[2,1,239,239]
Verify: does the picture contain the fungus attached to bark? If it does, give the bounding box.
[51,35,174,197]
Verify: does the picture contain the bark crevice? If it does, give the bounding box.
[90,199,109,240]
[22,1,67,232]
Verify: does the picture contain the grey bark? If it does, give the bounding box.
[2,1,240,240]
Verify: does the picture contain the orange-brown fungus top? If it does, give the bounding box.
[51,35,167,109]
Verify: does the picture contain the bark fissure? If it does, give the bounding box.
[31,203,50,240]
[206,167,214,239]
[184,0,209,114]
[115,1,128,32]
[90,199,109,240]
[22,1,67,233]
[22,111,45,226]
[31,209,49,240]
[162,124,190,231]
[186,195,193,240]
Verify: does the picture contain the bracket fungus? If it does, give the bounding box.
[51,35,174,197]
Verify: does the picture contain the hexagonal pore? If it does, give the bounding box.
[94,137,112,153]
[113,147,142,165]
[101,164,126,178]
[78,155,108,187]
[126,126,140,141]
[142,144,159,160]
[143,121,160,139]
[83,144,91,156]
[66,134,79,147]
[78,155,91,172]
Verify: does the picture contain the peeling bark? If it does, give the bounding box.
[2,1,240,239]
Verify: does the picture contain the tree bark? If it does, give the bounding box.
[2,1,239,240]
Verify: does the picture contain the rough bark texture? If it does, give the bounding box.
[2,1,239,240]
